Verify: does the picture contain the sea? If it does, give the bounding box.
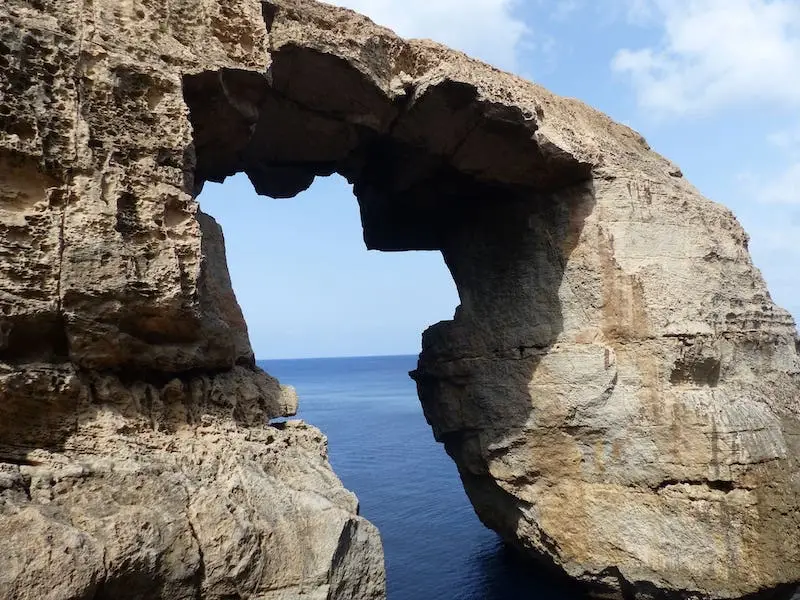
[260,354,580,600]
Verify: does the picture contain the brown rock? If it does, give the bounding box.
[1,0,798,598]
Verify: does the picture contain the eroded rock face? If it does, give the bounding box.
[1,0,798,598]
[0,376,384,600]
[0,1,385,598]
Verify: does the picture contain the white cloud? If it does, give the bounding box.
[768,122,800,152]
[745,123,800,204]
[760,163,800,204]
[612,0,800,114]
[622,0,659,23]
[327,0,529,70]
[754,223,800,251]
[548,0,581,21]
[739,155,800,205]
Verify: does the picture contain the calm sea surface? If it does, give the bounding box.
[259,354,578,600]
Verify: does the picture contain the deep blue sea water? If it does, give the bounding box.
[259,354,578,600]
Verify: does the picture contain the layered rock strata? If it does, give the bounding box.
[1,0,798,598]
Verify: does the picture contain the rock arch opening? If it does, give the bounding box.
[182,17,597,594]
[191,159,590,596]
[195,172,459,360]
[178,5,800,597]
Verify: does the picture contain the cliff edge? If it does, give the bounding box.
[1,0,798,598]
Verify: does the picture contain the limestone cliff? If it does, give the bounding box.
[1,0,799,599]
[0,1,385,598]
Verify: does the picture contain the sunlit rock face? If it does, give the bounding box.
[1,0,799,598]
[0,1,384,598]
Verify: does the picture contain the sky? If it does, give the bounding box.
[199,0,800,360]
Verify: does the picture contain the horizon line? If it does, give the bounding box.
[256,352,419,362]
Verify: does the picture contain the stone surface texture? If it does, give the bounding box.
[1,0,798,599]
[0,1,386,598]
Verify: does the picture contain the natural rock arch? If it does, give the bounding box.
[1,0,799,599]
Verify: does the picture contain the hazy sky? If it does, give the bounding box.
[200,0,800,360]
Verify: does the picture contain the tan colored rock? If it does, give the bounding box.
[1,0,798,598]
[1,1,384,598]
[0,365,383,600]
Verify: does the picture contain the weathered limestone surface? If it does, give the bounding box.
[0,1,385,598]
[1,0,798,598]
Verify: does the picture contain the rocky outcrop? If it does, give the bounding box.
[0,376,384,600]
[0,1,385,598]
[1,0,798,599]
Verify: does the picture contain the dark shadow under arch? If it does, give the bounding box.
[182,31,598,593]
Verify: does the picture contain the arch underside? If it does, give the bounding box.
[182,9,800,598]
